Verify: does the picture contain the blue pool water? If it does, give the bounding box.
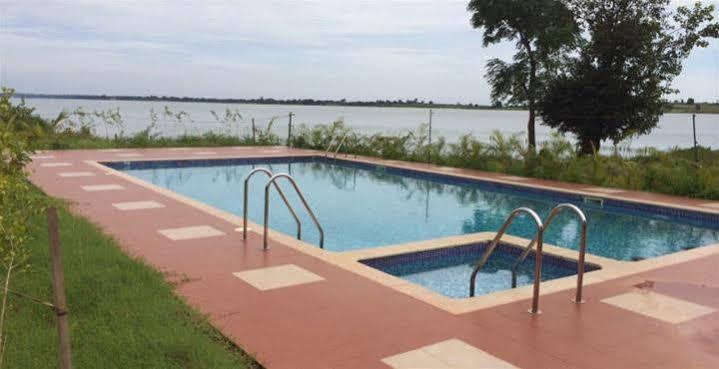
[361,243,599,298]
[107,156,719,260]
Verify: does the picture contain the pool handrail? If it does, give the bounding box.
[510,204,588,304]
[243,168,302,240]
[333,133,349,158]
[469,207,545,314]
[324,131,348,157]
[263,173,325,250]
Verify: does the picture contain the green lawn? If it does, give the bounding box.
[4,200,258,369]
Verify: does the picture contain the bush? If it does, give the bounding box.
[290,122,719,201]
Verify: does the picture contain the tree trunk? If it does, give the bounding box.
[523,38,538,152]
[579,136,601,156]
[527,105,536,149]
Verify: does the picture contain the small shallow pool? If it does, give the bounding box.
[361,243,600,298]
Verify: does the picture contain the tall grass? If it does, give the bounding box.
[290,120,719,200]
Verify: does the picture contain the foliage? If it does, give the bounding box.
[540,0,719,154]
[0,88,49,366]
[291,123,719,200]
[467,0,578,148]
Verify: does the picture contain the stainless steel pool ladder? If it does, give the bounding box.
[263,173,324,250]
[243,168,302,240]
[324,131,349,158]
[510,204,588,304]
[469,207,545,314]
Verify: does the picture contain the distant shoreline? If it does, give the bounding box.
[16,93,719,114]
[15,93,521,111]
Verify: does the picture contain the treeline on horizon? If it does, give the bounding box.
[16,93,518,110]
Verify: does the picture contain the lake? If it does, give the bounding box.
[16,97,719,151]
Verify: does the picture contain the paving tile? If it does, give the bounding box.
[497,175,529,181]
[583,187,625,194]
[698,202,719,209]
[31,155,56,160]
[382,347,445,369]
[158,225,226,241]
[193,151,217,155]
[168,147,191,151]
[58,172,96,178]
[233,264,324,291]
[383,339,517,369]
[115,153,143,157]
[601,290,716,324]
[81,184,125,192]
[41,162,72,167]
[98,149,125,152]
[112,201,165,211]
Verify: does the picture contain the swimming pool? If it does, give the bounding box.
[360,242,600,298]
[106,156,719,260]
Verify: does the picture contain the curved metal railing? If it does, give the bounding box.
[263,173,325,250]
[510,204,588,304]
[469,207,545,314]
[325,131,348,158]
[243,168,302,240]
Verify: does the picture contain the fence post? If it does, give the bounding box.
[692,113,698,163]
[47,207,72,369]
[427,109,433,163]
[251,118,256,144]
[287,112,294,147]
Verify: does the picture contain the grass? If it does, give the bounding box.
[4,198,259,369]
[38,130,278,151]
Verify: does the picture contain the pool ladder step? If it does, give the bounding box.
[242,168,325,249]
[469,204,588,314]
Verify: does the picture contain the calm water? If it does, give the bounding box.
[114,157,719,260]
[362,244,582,298]
[19,97,719,150]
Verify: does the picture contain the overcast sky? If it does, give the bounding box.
[2,0,718,104]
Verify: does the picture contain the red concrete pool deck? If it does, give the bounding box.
[28,146,719,369]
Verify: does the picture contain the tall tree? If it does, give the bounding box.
[467,0,578,150]
[540,0,719,154]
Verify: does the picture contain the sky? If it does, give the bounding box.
[1,0,718,105]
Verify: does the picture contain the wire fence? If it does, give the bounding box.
[20,98,719,153]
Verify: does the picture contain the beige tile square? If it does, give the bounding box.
[112,201,165,211]
[158,225,225,241]
[497,175,529,181]
[382,347,446,369]
[699,202,719,209]
[193,151,217,155]
[116,153,143,158]
[383,339,517,369]
[31,155,55,160]
[58,172,96,178]
[81,184,125,192]
[233,264,324,291]
[41,162,72,167]
[168,147,191,151]
[601,290,716,324]
[98,149,125,152]
[583,187,625,194]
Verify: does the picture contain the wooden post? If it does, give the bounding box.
[47,207,72,369]
[427,109,433,163]
[251,118,256,144]
[287,112,294,147]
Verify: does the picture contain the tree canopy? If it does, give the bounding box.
[467,0,579,149]
[539,0,719,154]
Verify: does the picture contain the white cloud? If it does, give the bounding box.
[1,0,717,103]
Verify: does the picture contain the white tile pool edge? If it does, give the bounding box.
[86,157,719,315]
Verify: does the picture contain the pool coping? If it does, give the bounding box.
[85,151,719,315]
